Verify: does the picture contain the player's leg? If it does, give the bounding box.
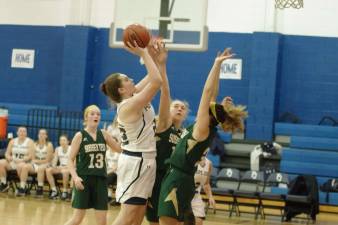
[46,167,60,199]
[36,164,48,197]
[61,167,70,200]
[18,162,34,195]
[0,159,10,192]
[94,210,107,225]
[64,209,86,225]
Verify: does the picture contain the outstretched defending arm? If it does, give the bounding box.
[148,39,173,133]
[193,48,234,141]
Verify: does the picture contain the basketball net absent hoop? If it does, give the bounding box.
[275,0,304,9]
[110,0,208,52]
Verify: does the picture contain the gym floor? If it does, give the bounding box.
[1,195,338,225]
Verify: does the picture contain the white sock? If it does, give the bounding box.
[20,182,26,189]
[0,177,6,184]
[51,187,57,192]
[108,189,112,197]
[38,182,43,187]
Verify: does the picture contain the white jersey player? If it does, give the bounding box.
[46,135,71,200]
[191,157,216,225]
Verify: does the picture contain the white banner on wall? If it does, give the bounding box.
[11,49,35,69]
[220,58,242,80]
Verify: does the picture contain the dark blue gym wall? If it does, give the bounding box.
[59,26,97,111]
[0,25,64,106]
[246,33,281,141]
[1,25,338,140]
[278,35,338,125]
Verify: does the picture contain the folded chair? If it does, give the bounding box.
[259,172,289,220]
[212,168,240,216]
[232,170,265,219]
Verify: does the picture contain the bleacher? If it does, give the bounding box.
[0,102,58,133]
[275,122,338,206]
[0,102,116,147]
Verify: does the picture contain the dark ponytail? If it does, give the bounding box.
[101,73,123,103]
[100,83,108,96]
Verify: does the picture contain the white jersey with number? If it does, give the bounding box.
[12,138,30,160]
[35,143,48,160]
[194,159,211,194]
[55,146,71,167]
[117,100,156,153]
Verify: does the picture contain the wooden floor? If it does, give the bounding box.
[1,194,338,225]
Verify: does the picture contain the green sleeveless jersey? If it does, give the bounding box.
[169,123,216,175]
[155,125,182,171]
[76,129,107,177]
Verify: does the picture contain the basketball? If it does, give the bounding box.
[122,24,151,48]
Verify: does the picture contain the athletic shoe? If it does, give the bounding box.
[0,183,9,192]
[36,186,44,197]
[16,188,26,196]
[60,192,68,200]
[49,190,58,199]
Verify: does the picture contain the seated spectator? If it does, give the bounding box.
[105,122,120,205]
[190,156,216,225]
[0,126,34,193]
[106,146,119,204]
[46,134,71,200]
[20,129,53,197]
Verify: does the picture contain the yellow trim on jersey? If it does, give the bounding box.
[164,188,179,216]
[187,139,198,153]
[210,102,221,123]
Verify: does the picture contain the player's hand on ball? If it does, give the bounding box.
[124,41,147,57]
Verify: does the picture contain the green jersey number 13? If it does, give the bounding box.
[88,153,104,169]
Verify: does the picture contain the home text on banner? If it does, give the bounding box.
[11,49,35,69]
[220,58,242,80]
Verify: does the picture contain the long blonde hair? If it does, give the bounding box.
[221,104,248,132]
[83,105,101,127]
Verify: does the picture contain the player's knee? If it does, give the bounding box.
[96,217,107,225]
[61,170,69,176]
[71,216,84,225]
[46,167,52,174]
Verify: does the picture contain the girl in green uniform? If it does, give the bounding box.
[64,105,121,225]
[146,39,189,225]
[158,48,248,225]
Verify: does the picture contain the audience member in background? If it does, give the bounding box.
[21,128,54,197]
[46,134,71,200]
[0,126,34,193]
[105,120,121,205]
[106,141,120,205]
[190,156,216,225]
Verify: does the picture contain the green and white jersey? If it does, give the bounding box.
[169,123,216,175]
[155,125,182,171]
[76,129,107,177]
